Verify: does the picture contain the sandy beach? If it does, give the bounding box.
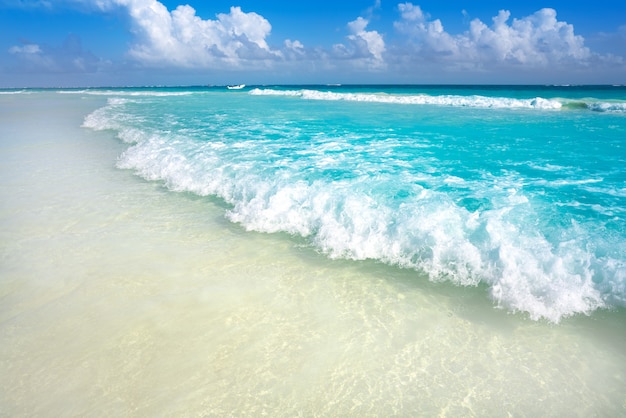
[1,91,625,416]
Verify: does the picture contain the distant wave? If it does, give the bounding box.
[584,101,626,113]
[560,100,626,113]
[250,88,563,110]
[57,89,194,97]
[0,90,29,95]
[251,88,626,113]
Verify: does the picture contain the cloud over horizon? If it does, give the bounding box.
[95,1,281,67]
[394,4,594,69]
[3,1,625,85]
[8,33,105,74]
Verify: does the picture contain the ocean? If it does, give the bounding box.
[1,86,625,415]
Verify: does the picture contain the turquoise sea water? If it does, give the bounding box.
[75,85,626,323]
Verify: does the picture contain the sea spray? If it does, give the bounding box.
[82,85,626,322]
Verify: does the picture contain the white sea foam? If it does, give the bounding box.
[59,89,194,97]
[536,178,604,187]
[586,101,626,113]
[528,163,573,172]
[82,93,626,323]
[249,88,563,110]
[113,130,614,322]
[0,90,28,95]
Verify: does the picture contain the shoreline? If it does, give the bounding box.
[1,91,625,416]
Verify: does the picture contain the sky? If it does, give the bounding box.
[1,0,625,87]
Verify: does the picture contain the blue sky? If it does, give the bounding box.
[1,0,625,87]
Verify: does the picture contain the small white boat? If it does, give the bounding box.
[226,84,246,90]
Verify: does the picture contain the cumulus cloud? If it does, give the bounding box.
[283,39,306,60]
[332,16,386,69]
[90,0,281,68]
[394,3,458,56]
[349,17,386,62]
[393,3,592,70]
[470,8,590,64]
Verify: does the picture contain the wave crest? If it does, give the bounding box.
[249,88,563,110]
[82,91,626,323]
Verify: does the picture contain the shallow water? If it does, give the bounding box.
[1,92,625,416]
[81,85,626,323]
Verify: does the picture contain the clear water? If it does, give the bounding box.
[82,85,626,323]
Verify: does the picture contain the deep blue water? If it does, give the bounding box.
[78,85,626,322]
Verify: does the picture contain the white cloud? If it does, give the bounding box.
[284,39,305,58]
[92,1,281,68]
[333,16,386,69]
[9,44,42,55]
[397,2,427,22]
[4,0,625,84]
[394,3,591,69]
[285,39,304,51]
[348,17,386,62]
[101,0,389,73]
[470,8,590,64]
[394,3,458,56]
